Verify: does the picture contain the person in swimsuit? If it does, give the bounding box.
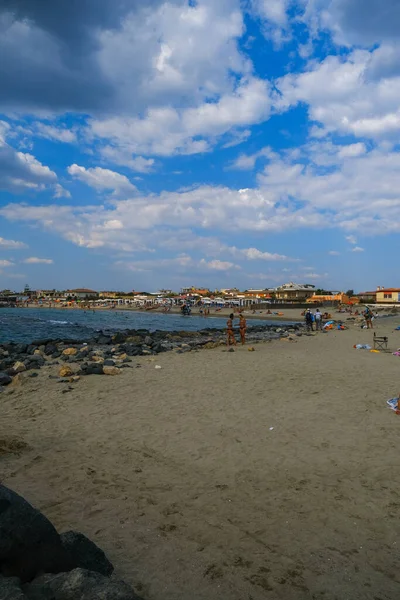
[226,313,237,347]
[239,314,247,345]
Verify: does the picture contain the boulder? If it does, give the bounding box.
[111,332,127,344]
[60,531,113,577]
[0,575,27,600]
[0,484,70,582]
[0,372,12,386]
[144,336,153,347]
[84,364,104,376]
[62,348,78,356]
[103,359,115,367]
[13,362,26,374]
[24,568,143,600]
[91,355,104,364]
[44,344,58,356]
[103,366,122,376]
[59,366,73,378]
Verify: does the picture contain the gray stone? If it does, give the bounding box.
[0,372,12,386]
[60,531,113,577]
[0,484,71,582]
[0,575,27,599]
[24,568,143,600]
[103,359,115,367]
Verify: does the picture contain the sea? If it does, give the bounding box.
[0,308,286,344]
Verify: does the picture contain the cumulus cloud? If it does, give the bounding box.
[328,250,340,256]
[276,47,400,141]
[0,131,57,193]
[23,257,54,264]
[67,164,137,195]
[199,259,240,271]
[351,246,364,252]
[0,237,27,249]
[34,123,77,144]
[0,259,14,267]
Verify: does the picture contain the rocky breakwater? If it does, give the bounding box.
[0,483,143,599]
[0,323,303,388]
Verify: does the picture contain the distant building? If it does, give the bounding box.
[275,282,315,301]
[307,292,359,304]
[67,288,98,299]
[355,291,377,303]
[180,286,210,297]
[376,287,400,304]
[98,291,119,298]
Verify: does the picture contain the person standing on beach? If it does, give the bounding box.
[305,309,313,331]
[314,308,322,331]
[227,313,237,347]
[239,314,247,345]
[364,306,373,329]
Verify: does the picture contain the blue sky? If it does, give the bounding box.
[1,0,400,293]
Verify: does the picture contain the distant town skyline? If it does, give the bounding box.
[1,1,400,291]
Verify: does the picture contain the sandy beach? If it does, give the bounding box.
[2,317,400,599]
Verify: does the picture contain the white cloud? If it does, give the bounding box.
[228,146,271,170]
[34,123,77,144]
[67,164,137,195]
[232,246,299,261]
[329,250,340,255]
[0,237,27,249]
[23,257,54,264]
[249,0,290,44]
[53,183,71,198]
[0,259,14,267]
[100,148,155,173]
[276,49,400,141]
[346,235,357,245]
[199,259,240,271]
[89,77,270,157]
[0,131,57,194]
[351,246,364,252]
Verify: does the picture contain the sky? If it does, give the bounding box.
[0,0,400,293]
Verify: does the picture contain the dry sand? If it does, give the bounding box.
[2,317,400,599]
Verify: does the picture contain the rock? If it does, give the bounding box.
[44,344,57,356]
[28,373,39,378]
[0,484,70,582]
[103,359,115,367]
[144,336,153,346]
[0,575,27,600]
[111,332,126,344]
[0,372,12,386]
[97,335,112,345]
[27,356,45,367]
[83,364,104,376]
[33,350,43,356]
[62,348,78,356]
[10,373,27,387]
[60,531,113,577]
[228,348,235,353]
[70,376,80,383]
[24,568,143,600]
[59,366,73,378]
[91,355,104,364]
[12,362,26,374]
[103,366,122,376]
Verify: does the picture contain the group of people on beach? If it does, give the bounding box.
[226,313,247,346]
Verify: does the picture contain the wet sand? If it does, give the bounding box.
[2,317,400,599]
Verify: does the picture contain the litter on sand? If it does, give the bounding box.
[354,344,372,350]
[155,365,162,369]
[387,398,400,413]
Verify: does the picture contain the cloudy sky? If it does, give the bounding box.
[0,0,399,292]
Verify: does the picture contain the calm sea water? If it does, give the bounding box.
[0,308,285,344]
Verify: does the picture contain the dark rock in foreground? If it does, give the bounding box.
[0,485,70,582]
[60,531,113,577]
[24,568,143,600]
[0,484,143,599]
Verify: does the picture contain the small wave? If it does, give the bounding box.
[49,320,69,325]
